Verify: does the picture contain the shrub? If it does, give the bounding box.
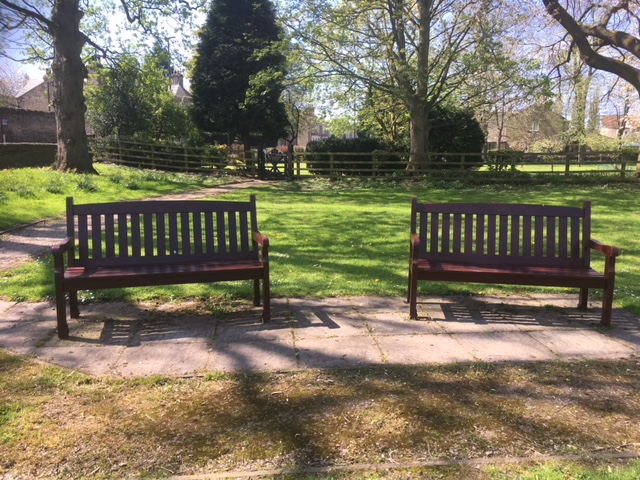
[305,137,405,177]
[486,150,524,171]
[427,105,485,170]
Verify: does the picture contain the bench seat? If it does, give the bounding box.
[414,260,608,288]
[62,260,265,290]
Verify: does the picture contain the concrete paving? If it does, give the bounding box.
[1,294,638,377]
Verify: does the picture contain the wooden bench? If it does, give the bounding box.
[408,197,620,326]
[53,195,270,339]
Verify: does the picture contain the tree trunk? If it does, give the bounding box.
[51,0,96,173]
[407,101,429,173]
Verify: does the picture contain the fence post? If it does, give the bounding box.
[621,161,627,178]
[257,145,265,180]
[286,144,294,179]
[372,152,377,178]
[330,153,335,180]
[565,154,570,176]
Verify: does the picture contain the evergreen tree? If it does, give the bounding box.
[191,0,288,150]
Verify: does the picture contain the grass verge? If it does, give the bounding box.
[0,163,234,232]
[1,350,639,478]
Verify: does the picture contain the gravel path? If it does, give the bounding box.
[0,180,264,273]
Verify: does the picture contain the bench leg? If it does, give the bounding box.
[262,274,271,322]
[408,269,418,320]
[253,279,261,306]
[69,291,80,318]
[578,288,589,310]
[55,286,70,340]
[600,284,615,328]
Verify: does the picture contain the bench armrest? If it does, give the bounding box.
[588,238,620,258]
[410,233,420,261]
[52,236,74,272]
[253,231,270,261]
[588,238,620,277]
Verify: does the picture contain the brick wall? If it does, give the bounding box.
[0,107,57,143]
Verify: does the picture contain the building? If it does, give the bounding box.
[599,115,640,139]
[486,105,567,151]
[15,76,54,112]
[170,71,192,105]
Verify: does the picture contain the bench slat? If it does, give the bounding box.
[522,216,532,256]
[571,216,580,259]
[193,211,204,255]
[91,213,102,260]
[217,212,227,254]
[78,214,89,262]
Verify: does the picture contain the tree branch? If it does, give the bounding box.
[542,0,640,97]
[0,0,55,34]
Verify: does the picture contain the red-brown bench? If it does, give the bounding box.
[53,195,270,339]
[408,197,620,326]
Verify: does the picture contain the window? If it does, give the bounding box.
[529,120,540,132]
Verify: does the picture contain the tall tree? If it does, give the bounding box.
[287,0,541,171]
[191,0,288,151]
[0,0,200,173]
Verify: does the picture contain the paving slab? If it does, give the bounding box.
[296,334,382,369]
[211,336,299,372]
[114,341,213,377]
[363,312,442,335]
[454,330,559,362]
[528,329,636,360]
[35,345,123,376]
[376,333,474,364]
[0,295,638,377]
[291,311,368,339]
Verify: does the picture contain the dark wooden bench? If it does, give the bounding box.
[53,195,270,339]
[408,197,620,326]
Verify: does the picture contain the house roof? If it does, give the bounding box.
[601,115,640,130]
[170,71,191,102]
[16,77,47,98]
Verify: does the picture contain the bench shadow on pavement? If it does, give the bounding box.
[65,295,640,349]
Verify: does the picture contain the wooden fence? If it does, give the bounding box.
[90,138,639,181]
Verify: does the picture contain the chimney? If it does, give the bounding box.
[171,70,184,88]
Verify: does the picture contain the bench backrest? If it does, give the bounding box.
[411,197,591,268]
[66,195,261,268]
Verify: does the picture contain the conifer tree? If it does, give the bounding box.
[191,0,288,150]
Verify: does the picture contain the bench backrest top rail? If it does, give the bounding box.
[66,196,261,268]
[411,197,591,268]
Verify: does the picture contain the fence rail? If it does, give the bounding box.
[90,139,639,181]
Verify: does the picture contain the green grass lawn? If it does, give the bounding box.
[2,175,639,316]
[0,164,233,231]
